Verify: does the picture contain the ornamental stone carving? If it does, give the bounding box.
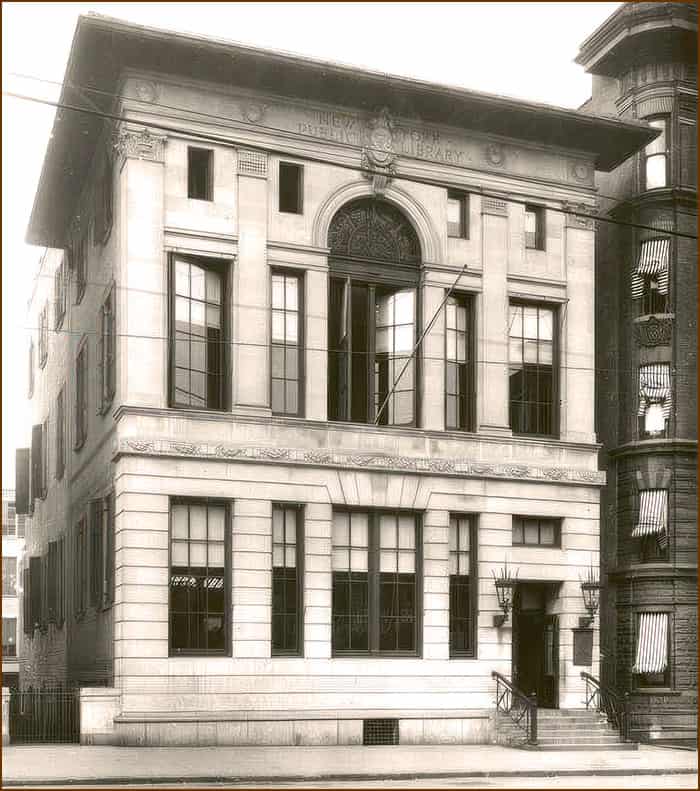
[113,127,167,167]
[361,108,397,194]
[634,315,673,347]
[485,143,505,166]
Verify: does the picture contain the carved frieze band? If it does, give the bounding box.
[116,438,605,486]
[634,315,673,347]
[113,127,167,168]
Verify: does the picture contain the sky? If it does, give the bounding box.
[1,1,621,489]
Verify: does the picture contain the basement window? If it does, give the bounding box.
[363,718,399,745]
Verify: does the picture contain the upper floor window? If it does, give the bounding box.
[54,258,67,330]
[28,339,35,399]
[31,423,46,502]
[508,303,556,437]
[447,191,468,239]
[525,205,545,250]
[74,234,87,305]
[632,489,669,562]
[445,293,474,431]
[633,611,670,688]
[631,237,670,315]
[170,498,230,655]
[331,509,421,656]
[327,199,421,427]
[2,617,17,658]
[2,501,16,537]
[188,147,213,201]
[171,256,227,411]
[56,386,65,480]
[512,516,560,547]
[272,504,303,656]
[2,556,17,596]
[94,149,114,244]
[74,515,88,617]
[449,514,477,657]
[638,363,671,439]
[279,162,303,214]
[271,271,303,416]
[74,338,88,451]
[38,303,49,369]
[643,117,669,190]
[98,286,116,414]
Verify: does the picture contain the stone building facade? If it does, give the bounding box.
[577,1,697,745]
[2,490,26,689]
[17,14,653,745]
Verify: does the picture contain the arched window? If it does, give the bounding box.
[327,199,421,426]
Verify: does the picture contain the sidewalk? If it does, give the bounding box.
[1,743,697,786]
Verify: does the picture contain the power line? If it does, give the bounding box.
[4,89,698,241]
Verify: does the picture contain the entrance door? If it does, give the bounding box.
[512,585,559,708]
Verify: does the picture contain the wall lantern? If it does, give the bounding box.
[492,561,518,627]
[579,565,600,628]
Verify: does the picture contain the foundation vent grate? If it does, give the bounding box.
[362,718,399,745]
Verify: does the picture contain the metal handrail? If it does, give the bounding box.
[580,671,629,742]
[491,671,538,745]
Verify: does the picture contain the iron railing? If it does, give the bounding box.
[9,686,80,744]
[492,670,538,745]
[581,671,629,742]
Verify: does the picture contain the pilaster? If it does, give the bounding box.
[421,283,446,431]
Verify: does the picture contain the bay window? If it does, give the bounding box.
[643,117,669,190]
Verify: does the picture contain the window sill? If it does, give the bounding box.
[169,651,231,658]
[331,652,422,659]
[512,431,559,441]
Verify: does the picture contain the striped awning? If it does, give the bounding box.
[638,363,672,420]
[633,612,668,674]
[631,238,670,298]
[632,489,668,537]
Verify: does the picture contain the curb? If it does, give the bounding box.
[2,767,697,786]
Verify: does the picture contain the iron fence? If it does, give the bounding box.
[9,686,80,744]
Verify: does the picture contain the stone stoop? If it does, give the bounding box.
[497,709,639,751]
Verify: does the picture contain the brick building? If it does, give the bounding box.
[16,14,653,745]
[576,1,697,744]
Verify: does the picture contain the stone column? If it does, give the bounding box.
[234,150,271,413]
[115,127,168,409]
[420,282,446,431]
[479,199,512,435]
[563,214,596,444]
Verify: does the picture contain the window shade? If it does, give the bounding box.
[631,238,670,298]
[638,364,672,420]
[632,489,668,537]
[633,612,668,674]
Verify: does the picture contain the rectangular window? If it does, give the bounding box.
[633,612,671,688]
[98,286,116,414]
[509,303,556,436]
[75,339,88,450]
[271,271,303,415]
[2,618,17,658]
[89,500,103,609]
[22,568,31,635]
[187,147,213,201]
[644,117,669,190]
[38,303,49,368]
[332,510,420,656]
[54,258,67,330]
[2,501,15,537]
[74,234,87,304]
[525,205,545,250]
[272,504,303,656]
[2,556,17,596]
[447,191,468,238]
[31,424,44,502]
[638,363,671,439]
[47,541,57,623]
[74,516,88,617]
[28,339,35,399]
[56,387,65,480]
[41,419,48,498]
[679,120,697,188]
[512,516,560,547]
[445,293,474,431]
[29,555,41,632]
[56,535,65,626]
[169,499,230,655]
[279,162,303,214]
[632,489,669,562]
[171,255,227,411]
[631,237,670,315]
[449,515,477,657]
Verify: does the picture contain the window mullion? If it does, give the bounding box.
[369,512,379,653]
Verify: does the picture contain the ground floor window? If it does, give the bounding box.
[2,617,17,657]
[272,504,303,656]
[169,499,230,655]
[331,509,421,656]
[449,514,477,657]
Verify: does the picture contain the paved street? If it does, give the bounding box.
[1,744,696,787]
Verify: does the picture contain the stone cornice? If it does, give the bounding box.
[113,436,606,486]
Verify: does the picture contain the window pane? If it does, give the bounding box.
[189,505,207,539]
[175,261,190,297]
[285,278,298,311]
[646,155,666,189]
[272,311,285,343]
[646,119,667,155]
[172,505,188,539]
[512,520,524,544]
[272,275,284,309]
[190,542,207,566]
[285,313,298,343]
[172,541,188,565]
[208,543,224,566]
[398,516,415,548]
[332,548,349,570]
[380,514,397,548]
[333,512,349,546]
[350,548,367,572]
[524,522,539,545]
[540,521,555,545]
[523,307,538,339]
[206,270,221,304]
[398,551,415,573]
[351,513,368,547]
